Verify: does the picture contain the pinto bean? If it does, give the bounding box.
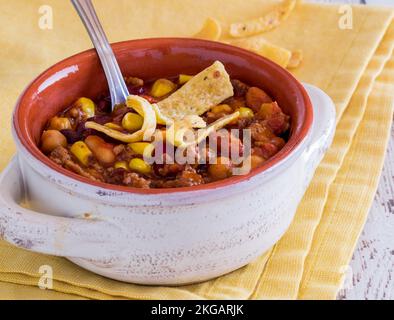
[85,135,116,166]
[125,76,144,87]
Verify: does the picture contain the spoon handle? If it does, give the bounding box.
[71,0,129,108]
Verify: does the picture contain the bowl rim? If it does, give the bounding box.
[12,37,313,195]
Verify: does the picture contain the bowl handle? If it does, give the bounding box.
[0,157,122,261]
[302,84,336,184]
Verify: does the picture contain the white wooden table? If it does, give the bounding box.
[310,0,394,300]
[338,122,394,300]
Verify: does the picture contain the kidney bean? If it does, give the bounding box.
[60,129,81,144]
[248,122,274,142]
[111,107,130,124]
[128,86,146,95]
[255,142,278,159]
[96,99,111,113]
[266,114,290,135]
[256,101,281,120]
[246,87,273,112]
[87,114,113,125]
[231,79,250,97]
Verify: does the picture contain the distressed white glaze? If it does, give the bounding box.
[0,85,335,285]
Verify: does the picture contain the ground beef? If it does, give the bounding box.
[152,165,204,188]
[112,144,136,162]
[178,166,204,186]
[106,168,127,185]
[223,97,247,110]
[248,122,274,142]
[155,163,186,177]
[123,172,151,189]
[113,144,126,156]
[50,146,104,181]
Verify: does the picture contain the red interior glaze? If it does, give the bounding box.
[13,38,313,195]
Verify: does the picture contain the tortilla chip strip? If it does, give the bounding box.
[176,112,240,148]
[229,37,292,68]
[183,115,207,129]
[230,0,297,38]
[157,61,234,119]
[194,17,222,41]
[152,105,207,128]
[85,95,157,143]
[288,49,303,69]
[151,104,174,125]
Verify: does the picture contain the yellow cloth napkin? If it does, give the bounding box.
[0,0,393,299]
[254,20,394,300]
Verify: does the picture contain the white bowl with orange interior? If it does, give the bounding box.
[0,39,335,285]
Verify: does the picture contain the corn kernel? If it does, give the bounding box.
[211,104,232,114]
[150,79,176,98]
[75,97,95,118]
[238,107,254,118]
[129,142,154,157]
[114,161,129,170]
[104,122,123,131]
[129,158,152,175]
[122,113,144,132]
[70,141,92,166]
[179,74,194,85]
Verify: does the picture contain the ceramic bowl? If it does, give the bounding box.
[0,38,335,285]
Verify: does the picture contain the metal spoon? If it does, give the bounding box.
[71,0,129,110]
